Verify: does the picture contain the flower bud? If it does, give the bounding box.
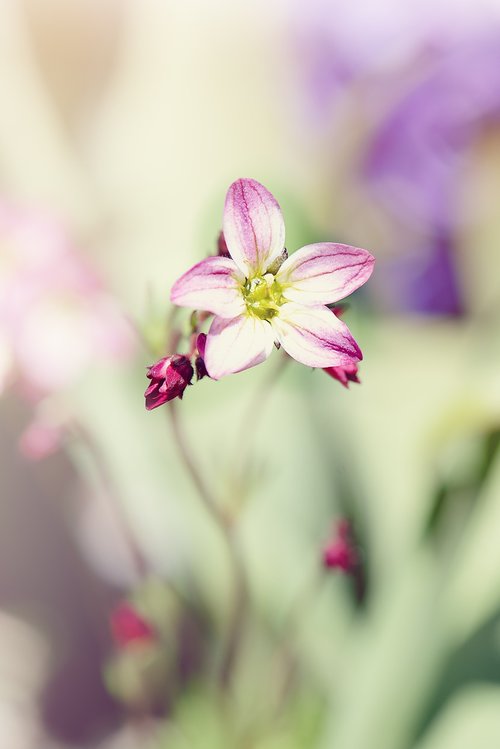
[323,519,358,573]
[324,305,360,387]
[144,355,193,410]
[194,333,209,380]
[110,602,156,649]
[324,362,360,388]
[217,230,230,257]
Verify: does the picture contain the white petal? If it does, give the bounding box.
[271,302,361,368]
[277,243,375,305]
[223,179,285,276]
[170,256,245,318]
[204,314,275,379]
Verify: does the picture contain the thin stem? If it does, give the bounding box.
[168,400,227,528]
[70,421,149,580]
[272,568,326,709]
[167,400,249,687]
[229,352,289,505]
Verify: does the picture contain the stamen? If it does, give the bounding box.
[242,273,284,320]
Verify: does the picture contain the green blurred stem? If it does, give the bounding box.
[167,400,249,688]
[70,421,149,580]
[273,569,327,710]
[231,352,289,489]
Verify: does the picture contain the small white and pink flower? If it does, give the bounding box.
[170,179,374,379]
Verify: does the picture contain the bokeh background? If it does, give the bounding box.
[3,1,500,747]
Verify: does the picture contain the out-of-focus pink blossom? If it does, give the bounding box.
[170,178,374,379]
[110,602,156,649]
[18,418,65,461]
[144,355,193,410]
[323,519,358,573]
[0,203,134,395]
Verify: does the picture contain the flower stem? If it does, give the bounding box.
[167,400,249,687]
[228,353,289,507]
[70,421,149,580]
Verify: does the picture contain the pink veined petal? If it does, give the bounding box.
[223,178,286,276]
[170,256,245,318]
[277,243,375,305]
[204,314,275,380]
[271,302,362,368]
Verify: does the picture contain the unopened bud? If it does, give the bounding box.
[144,355,193,410]
[110,602,156,649]
[323,519,358,573]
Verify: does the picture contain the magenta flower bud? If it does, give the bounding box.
[323,305,360,387]
[110,602,156,649]
[217,230,230,257]
[144,355,193,410]
[323,519,358,573]
[194,333,209,380]
[324,362,360,388]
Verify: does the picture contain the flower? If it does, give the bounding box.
[19,418,64,461]
[170,179,374,379]
[323,519,358,573]
[110,602,156,649]
[0,203,134,395]
[144,355,193,410]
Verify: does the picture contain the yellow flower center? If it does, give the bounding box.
[242,274,285,320]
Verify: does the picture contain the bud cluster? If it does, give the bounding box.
[144,232,229,410]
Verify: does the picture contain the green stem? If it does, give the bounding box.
[70,421,149,580]
[167,400,249,687]
[229,352,289,504]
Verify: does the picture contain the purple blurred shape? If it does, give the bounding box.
[361,35,500,314]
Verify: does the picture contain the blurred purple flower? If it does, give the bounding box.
[293,5,500,316]
[361,35,500,315]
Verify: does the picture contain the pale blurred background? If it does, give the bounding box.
[2,1,500,747]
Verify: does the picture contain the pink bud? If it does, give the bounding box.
[323,519,358,573]
[217,230,230,257]
[110,602,156,649]
[324,362,360,388]
[194,333,209,380]
[324,306,360,387]
[144,355,193,410]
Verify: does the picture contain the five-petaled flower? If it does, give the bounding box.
[145,355,193,410]
[170,179,374,379]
